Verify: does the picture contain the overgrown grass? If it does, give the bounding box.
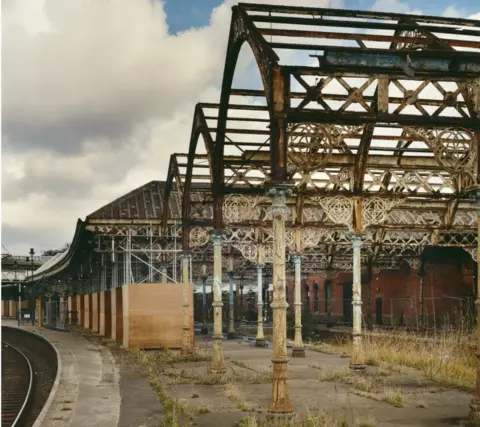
[355,413,377,427]
[317,366,351,382]
[128,347,212,426]
[225,384,251,411]
[164,364,271,386]
[383,388,404,408]
[236,411,349,427]
[314,328,475,389]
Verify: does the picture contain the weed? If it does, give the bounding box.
[318,367,351,382]
[235,411,349,426]
[416,400,427,408]
[356,413,376,427]
[225,384,250,411]
[322,329,475,390]
[383,388,404,408]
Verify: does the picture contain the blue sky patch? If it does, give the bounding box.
[163,0,478,34]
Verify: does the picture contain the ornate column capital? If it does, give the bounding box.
[265,183,295,197]
[266,183,295,210]
[211,231,225,247]
[350,233,365,247]
[292,254,302,263]
[200,263,208,279]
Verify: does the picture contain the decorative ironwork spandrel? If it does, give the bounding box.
[313,196,353,230]
[405,127,477,178]
[362,197,404,227]
[223,194,265,224]
[287,123,363,173]
[189,227,210,248]
[464,247,478,263]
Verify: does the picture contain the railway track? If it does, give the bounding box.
[1,327,57,427]
[1,340,33,427]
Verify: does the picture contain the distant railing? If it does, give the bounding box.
[3,255,53,264]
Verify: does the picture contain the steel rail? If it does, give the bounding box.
[1,340,33,427]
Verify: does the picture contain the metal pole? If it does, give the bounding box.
[149,222,153,283]
[419,273,425,328]
[470,189,480,424]
[267,186,293,415]
[255,266,265,347]
[173,228,177,283]
[350,235,366,370]
[201,266,208,334]
[161,266,168,284]
[18,283,21,326]
[227,255,235,339]
[210,232,226,374]
[181,254,192,353]
[292,254,305,357]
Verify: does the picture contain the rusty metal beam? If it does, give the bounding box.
[213,5,279,228]
[284,65,480,81]
[238,3,480,28]
[260,28,480,50]
[161,155,181,236]
[231,88,469,108]
[249,15,480,38]
[243,152,442,170]
[287,110,480,129]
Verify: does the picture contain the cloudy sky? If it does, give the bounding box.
[2,0,479,256]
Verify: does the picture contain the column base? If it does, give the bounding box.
[266,412,295,420]
[210,336,226,374]
[470,403,480,426]
[255,338,266,347]
[267,362,294,416]
[292,347,306,358]
[349,362,367,371]
[210,368,227,376]
[227,331,236,340]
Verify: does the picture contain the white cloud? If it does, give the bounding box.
[2,0,337,254]
[3,0,478,256]
[442,5,463,18]
[371,0,422,15]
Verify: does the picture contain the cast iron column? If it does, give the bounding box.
[470,191,480,424]
[201,264,208,334]
[292,254,305,357]
[255,266,265,347]
[210,232,226,374]
[350,235,366,370]
[181,254,192,353]
[419,272,425,328]
[161,266,168,284]
[267,187,293,415]
[227,255,235,339]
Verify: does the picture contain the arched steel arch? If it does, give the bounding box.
[162,153,184,238]
[212,5,283,230]
[182,104,215,251]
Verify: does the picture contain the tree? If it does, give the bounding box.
[42,243,70,257]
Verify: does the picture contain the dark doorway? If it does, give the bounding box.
[375,298,383,325]
[325,281,332,315]
[343,281,353,323]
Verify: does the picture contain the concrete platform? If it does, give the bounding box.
[162,337,471,427]
[2,319,163,427]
